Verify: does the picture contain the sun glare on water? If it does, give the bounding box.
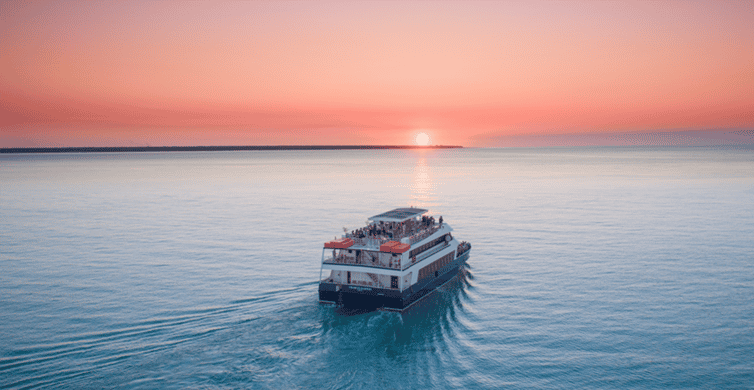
[415,132,430,146]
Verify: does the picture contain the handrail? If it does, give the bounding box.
[344,223,440,247]
[323,255,401,270]
[409,225,441,245]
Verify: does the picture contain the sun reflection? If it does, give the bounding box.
[410,157,437,208]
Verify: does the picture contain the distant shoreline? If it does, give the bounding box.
[0,145,463,154]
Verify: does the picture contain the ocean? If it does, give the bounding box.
[1,147,753,389]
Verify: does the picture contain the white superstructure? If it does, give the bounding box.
[318,208,471,310]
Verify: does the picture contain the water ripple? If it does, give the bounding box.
[2,148,753,388]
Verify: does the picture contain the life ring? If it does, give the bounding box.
[445,235,451,243]
[412,256,417,263]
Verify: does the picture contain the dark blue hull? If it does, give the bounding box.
[319,251,470,311]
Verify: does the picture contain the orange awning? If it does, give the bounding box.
[324,238,355,249]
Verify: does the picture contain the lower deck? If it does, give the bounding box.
[319,250,470,310]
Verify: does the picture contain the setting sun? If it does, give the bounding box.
[415,132,430,146]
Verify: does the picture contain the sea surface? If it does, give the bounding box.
[1,147,753,389]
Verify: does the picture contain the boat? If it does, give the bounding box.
[318,207,472,310]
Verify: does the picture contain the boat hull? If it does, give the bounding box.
[319,250,470,311]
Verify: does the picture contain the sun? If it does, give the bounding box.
[415,132,430,146]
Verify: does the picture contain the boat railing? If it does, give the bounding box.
[319,277,384,289]
[456,241,471,256]
[348,237,390,249]
[322,275,392,289]
[344,222,441,247]
[322,254,353,265]
[323,254,401,270]
[408,225,440,245]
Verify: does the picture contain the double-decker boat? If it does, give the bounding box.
[318,207,472,310]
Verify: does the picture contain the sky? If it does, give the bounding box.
[1,1,753,147]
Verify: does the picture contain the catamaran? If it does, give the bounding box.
[318,207,471,310]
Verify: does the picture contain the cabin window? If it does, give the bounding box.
[347,271,351,284]
[409,234,450,258]
[417,251,455,282]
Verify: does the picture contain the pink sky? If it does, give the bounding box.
[1,1,753,147]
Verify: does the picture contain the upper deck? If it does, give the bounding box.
[345,208,446,248]
[322,208,455,271]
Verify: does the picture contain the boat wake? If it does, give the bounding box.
[2,269,480,389]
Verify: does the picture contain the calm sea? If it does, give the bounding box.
[1,147,753,389]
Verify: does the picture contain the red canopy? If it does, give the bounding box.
[324,238,355,249]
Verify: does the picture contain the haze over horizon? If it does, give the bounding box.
[2,1,753,147]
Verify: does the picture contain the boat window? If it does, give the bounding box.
[409,234,449,258]
[417,251,455,281]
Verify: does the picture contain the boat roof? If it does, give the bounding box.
[369,207,428,223]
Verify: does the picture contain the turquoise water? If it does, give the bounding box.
[1,147,753,389]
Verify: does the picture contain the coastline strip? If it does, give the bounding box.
[1,145,462,154]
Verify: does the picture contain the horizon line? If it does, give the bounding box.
[0,145,464,154]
